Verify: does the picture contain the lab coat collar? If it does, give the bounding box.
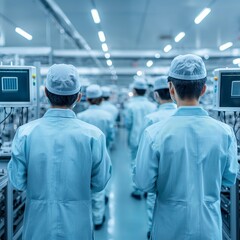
[159,102,177,110]
[89,105,101,109]
[44,108,76,118]
[133,96,147,101]
[174,106,209,117]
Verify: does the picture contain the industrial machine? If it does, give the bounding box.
[213,68,240,111]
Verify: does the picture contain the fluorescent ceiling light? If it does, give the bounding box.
[106,59,112,66]
[233,58,240,65]
[174,32,185,43]
[105,53,110,59]
[155,53,161,59]
[91,9,101,24]
[98,31,106,42]
[146,60,153,67]
[164,44,172,53]
[137,70,143,76]
[219,42,233,51]
[194,8,211,24]
[15,27,32,40]
[102,43,108,52]
[128,92,133,97]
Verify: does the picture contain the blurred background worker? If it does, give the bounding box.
[134,54,238,240]
[142,76,177,239]
[100,86,119,122]
[7,64,112,240]
[100,86,119,152]
[124,78,156,200]
[77,84,114,230]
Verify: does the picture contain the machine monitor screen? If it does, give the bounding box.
[219,71,240,108]
[0,68,30,103]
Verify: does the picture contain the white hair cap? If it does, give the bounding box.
[168,54,207,80]
[46,64,80,95]
[101,86,111,97]
[86,84,102,99]
[154,76,169,90]
[133,79,147,90]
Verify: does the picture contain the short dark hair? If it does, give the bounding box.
[155,88,171,100]
[87,97,102,105]
[168,76,206,100]
[103,96,110,101]
[45,88,78,107]
[134,88,146,96]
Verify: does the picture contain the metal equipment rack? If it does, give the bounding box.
[0,154,26,240]
[221,157,240,240]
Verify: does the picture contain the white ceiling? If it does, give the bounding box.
[0,0,240,85]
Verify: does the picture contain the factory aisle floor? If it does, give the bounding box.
[95,128,148,240]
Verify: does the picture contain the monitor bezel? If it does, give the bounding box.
[0,66,36,107]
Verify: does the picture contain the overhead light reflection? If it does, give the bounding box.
[146,60,153,67]
[174,32,185,42]
[15,27,32,40]
[219,42,233,51]
[164,44,172,53]
[233,58,240,64]
[194,8,211,24]
[106,59,112,66]
[98,31,106,42]
[91,9,101,24]
[102,43,108,52]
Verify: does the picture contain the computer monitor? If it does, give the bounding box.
[213,68,240,111]
[0,66,37,107]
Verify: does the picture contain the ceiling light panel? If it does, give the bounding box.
[91,9,101,24]
[219,42,233,51]
[98,31,106,42]
[174,32,185,43]
[194,8,211,24]
[15,27,32,40]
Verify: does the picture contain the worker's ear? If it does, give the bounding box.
[200,84,207,97]
[76,93,82,102]
[169,82,175,96]
[154,91,160,101]
[44,87,48,97]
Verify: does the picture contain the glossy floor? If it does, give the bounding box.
[95,128,148,240]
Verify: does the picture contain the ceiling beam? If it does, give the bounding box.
[38,0,103,69]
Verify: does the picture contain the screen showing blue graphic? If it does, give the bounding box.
[220,72,240,108]
[0,69,30,102]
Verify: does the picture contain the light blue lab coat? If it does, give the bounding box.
[77,105,114,148]
[8,109,111,240]
[134,107,238,240]
[143,102,177,130]
[100,101,119,121]
[143,102,177,231]
[124,96,156,149]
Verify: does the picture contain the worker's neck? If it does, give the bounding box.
[177,99,199,107]
[50,106,70,109]
[159,100,173,105]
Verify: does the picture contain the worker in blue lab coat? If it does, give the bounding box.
[134,54,239,240]
[8,64,111,240]
[143,76,177,238]
[100,86,119,121]
[124,78,156,199]
[77,84,114,230]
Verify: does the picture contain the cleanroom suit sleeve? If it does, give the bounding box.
[124,107,133,130]
[91,133,112,192]
[107,119,115,147]
[134,130,158,192]
[7,129,27,191]
[222,128,239,187]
